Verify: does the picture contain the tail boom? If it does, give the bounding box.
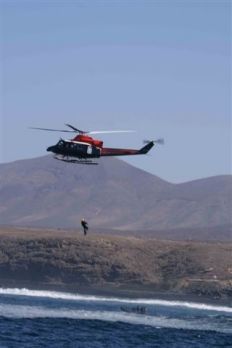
[101,141,154,157]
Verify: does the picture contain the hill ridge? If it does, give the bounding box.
[0,156,231,235]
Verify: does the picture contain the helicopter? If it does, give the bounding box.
[30,124,164,165]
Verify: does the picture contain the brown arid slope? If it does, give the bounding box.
[0,228,231,303]
[0,156,231,234]
[91,224,232,242]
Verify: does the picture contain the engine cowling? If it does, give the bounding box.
[72,135,103,148]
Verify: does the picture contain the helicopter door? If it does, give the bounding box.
[87,145,93,155]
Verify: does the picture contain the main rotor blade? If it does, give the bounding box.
[65,124,88,134]
[29,127,75,133]
[89,130,135,135]
[30,126,135,135]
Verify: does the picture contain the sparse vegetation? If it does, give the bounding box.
[0,228,231,302]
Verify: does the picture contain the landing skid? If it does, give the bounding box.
[54,155,98,165]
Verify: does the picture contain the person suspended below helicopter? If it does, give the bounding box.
[81,218,89,236]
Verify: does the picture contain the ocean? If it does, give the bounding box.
[0,288,231,348]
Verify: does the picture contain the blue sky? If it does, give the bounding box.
[1,0,231,182]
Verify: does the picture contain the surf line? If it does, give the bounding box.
[0,288,231,313]
[0,304,231,334]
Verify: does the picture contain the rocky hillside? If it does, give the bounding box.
[0,228,231,301]
[0,156,231,234]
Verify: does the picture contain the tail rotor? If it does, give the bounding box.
[143,138,164,145]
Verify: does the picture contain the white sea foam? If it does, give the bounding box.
[0,287,231,313]
[0,303,230,334]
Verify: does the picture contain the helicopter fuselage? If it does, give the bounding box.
[46,134,155,164]
[47,139,101,159]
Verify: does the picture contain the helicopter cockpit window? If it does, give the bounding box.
[57,140,65,148]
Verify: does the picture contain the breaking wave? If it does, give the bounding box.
[0,303,231,333]
[0,287,231,313]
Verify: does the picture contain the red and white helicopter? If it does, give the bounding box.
[31,124,164,165]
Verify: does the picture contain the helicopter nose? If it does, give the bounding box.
[47,145,54,152]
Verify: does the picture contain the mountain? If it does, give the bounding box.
[0,156,231,235]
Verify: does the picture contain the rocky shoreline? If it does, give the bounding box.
[0,228,231,306]
[0,280,231,307]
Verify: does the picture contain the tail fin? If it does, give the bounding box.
[139,141,154,154]
[139,138,164,154]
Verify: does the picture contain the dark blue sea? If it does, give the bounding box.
[0,288,231,348]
